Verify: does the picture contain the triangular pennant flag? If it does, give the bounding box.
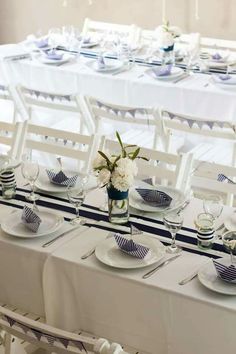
[63,139,67,145]
[206,121,214,129]
[130,224,143,235]
[186,119,195,128]
[31,328,43,341]
[197,121,205,129]
[71,340,87,352]
[5,316,16,327]
[216,121,225,128]
[96,101,102,108]
[58,337,69,348]
[127,109,136,118]
[49,94,55,101]
[111,108,119,115]
[65,95,71,101]
[44,334,55,345]
[35,91,40,98]
[19,324,29,333]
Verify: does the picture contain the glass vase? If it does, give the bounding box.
[161,44,175,66]
[107,185,129,224]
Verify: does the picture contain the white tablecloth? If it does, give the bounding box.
[0,44,236,122]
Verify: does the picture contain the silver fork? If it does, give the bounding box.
[81,232,113,260]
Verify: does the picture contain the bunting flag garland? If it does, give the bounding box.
[95,100,149,120]
[23,88,73,102]
[163,110,235,131]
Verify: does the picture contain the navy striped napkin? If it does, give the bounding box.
[217,174,235,184]
[213,259,236,283]
[21,205,42,233]
[46,170,79,187]
[114,233,150,259]
[136,188,172,207]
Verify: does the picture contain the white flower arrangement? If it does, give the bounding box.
[93,132,146,192]
[156,21,182,49]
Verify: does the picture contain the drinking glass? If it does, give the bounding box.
[48,28,62,51]
[163,212,183,254]
[67,180,86,225]
[203,194,223,221]
[21,160,40,205]
[222,231,236,264]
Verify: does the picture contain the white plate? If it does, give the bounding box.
[95,233,165,269]
[146,67,184,81]
[129,185,186,213]
[38,53,72,65]
[35,169,81,194]
[1,210,64,238]
[81,41,99,48]
[86,58,124,73]
[198,259,236,295]
[224,214,236,231]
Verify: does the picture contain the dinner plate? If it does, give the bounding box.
[95,233,165,269]
[38,53,72,65]
[224,213,236,231]
[1,210,64,238]
[81,41,99,48]
[35,169,81,193]
[86,58,124,73]
[129,185,186,213]
[145,67,184,81]
[198,260,236,295]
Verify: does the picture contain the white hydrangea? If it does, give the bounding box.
[98,168,111,185]
[92,152,110,170]
[111,170,134,192]
[156,29,174,49]
[116,158,138,177]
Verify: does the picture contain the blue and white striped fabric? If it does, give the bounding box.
[213,259,236,283]
[217,174,235,184]
[46,170,79,187]
[136,188,172,207]
[21,205,42,232]
[114,233,150,259]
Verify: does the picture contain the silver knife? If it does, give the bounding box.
[42,224,81,248]
[142,254,181,279]
[173,73,190,84]
[178,270,198,285]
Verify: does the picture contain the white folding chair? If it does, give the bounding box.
[85,97,165,150]
[24,123,96,173]
[0,84,29,123]
[191,159,236,206]
[0,120,27,162]
[160,108,236,166]
[0,304,134,354]
[100,137,193,194]
[82,18,141,44]
[16,86,94,135]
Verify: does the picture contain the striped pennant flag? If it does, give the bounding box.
[114,233,150,259]
[217,174,235,184]
[213,260,236,283]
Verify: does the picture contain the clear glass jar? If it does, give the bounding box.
[0,169,16,199]
[195,213,215,249]
[107,185,129,224]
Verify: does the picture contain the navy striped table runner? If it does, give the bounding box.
[0,187,228,259]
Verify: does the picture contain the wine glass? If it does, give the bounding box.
[48,28,62,51]
[67,180,87,225]
[163,211,183,254]
[203,194,223,221]
[21,159,40,206]
[222,231,236,264]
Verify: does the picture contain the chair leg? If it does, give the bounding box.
[4,333,11,354]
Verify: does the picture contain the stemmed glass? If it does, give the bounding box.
[48,28,62,52]
[222,231,236,264]
[203,194,223,221]
[67,177,88,225]
[21,159,40,207]
[163,211,183,254]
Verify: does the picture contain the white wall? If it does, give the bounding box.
[0,0,235,43]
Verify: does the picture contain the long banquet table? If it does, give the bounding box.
[0,171,235,354]
[0,44,236,123]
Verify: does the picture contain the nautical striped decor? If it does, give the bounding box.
[213,259,236,283]
[46,170,79,187]
[21,205,42,233]
[217,173,235,184]
[136,188,172,207]
[114,233,150,259]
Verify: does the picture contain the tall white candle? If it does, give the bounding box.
[162,0,166,22]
